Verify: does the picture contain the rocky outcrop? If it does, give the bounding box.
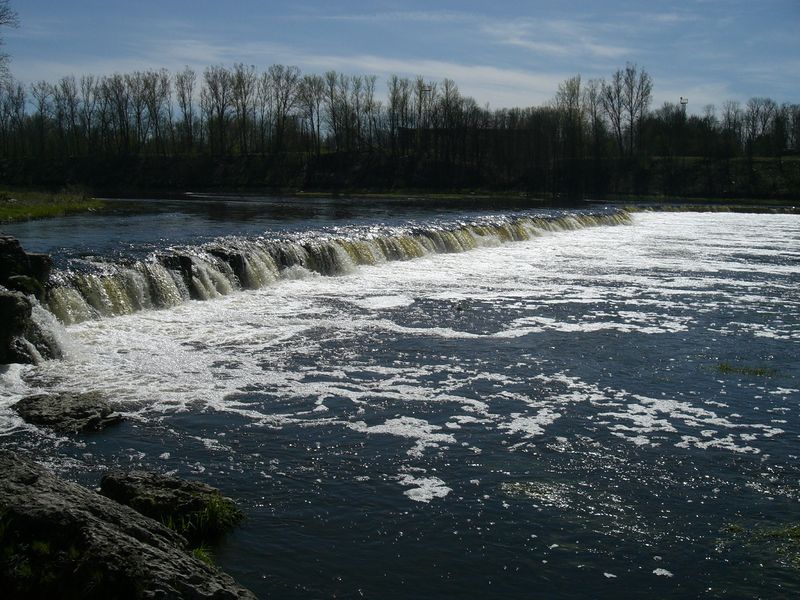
[0,290,36,364]
[0,235,60,364]
[12,392,123,433]
[0,235,51,299]
[0,451,256,599]
[100,471,243,547]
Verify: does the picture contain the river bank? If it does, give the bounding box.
[0,188,104,223]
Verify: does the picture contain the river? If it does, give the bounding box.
[1,197,799,598]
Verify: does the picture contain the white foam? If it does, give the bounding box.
[397,473,452,503]
[351,295,415,310]
[4,211,795,481]
[350,417,456,457]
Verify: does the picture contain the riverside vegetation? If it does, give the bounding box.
[0,62,797,199]
[0,188,103,222]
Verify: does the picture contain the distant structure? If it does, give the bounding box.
[680,96,688,115]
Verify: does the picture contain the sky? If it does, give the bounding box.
[3,0,799,113]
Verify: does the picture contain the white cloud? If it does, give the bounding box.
[316,10,475,24]
[481,19,631,62]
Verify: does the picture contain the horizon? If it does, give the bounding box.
[4,0,799,114]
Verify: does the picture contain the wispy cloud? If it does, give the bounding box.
[316,10,475,24]
[482,19,632,62]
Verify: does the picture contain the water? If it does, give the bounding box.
[1,198,799,598]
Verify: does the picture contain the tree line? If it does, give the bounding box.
[0,61,798,195]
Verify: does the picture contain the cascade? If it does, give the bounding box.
[46,210,631,325]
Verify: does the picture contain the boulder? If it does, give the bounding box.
[0,290,35,364]
[0,451,256,599]
[12,392,123,433]
[0,235,52,298]
[0,236,61,365]
[100,471,243,547]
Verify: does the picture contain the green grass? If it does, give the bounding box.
[0,188,105,222]
[159,493,243,546]
[191,546,216,568]
[716,362,776,377]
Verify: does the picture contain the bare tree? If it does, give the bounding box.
[142,69,171,154]
[721,100,743,153]
[30,80,52,155]
[268,64,300,152]
[582,78,605,154]
[105,74,132,153]
[0,78,24,154]
[744,97,775,155]
[324,71,341,151]
[555,74,584,157]
[362,75,379,150]
[255,71,274,152]
[0,0,18,84]
[788,103,800,153]
[203,65,233,154]
[298,73,324,155]
[175,67,196,152]
[601,70,625,156]
[231,63,256,153]
[621,63,652,155]
[79,75,99,154]
[55,75,80,155]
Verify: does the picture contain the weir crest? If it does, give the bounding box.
[46,210,631,325]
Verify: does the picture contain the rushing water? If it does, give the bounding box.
[1,198,799,598]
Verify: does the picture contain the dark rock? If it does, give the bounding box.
[0,289,64,363]
[0,236,59,365]
[0,290,35,364]
[0,451,256,599]
[5,274,45,299]
[26,253,52,286]
[12,392,123,433]
[160,254,207,300]
[0,235,52,295]
[160,253,194,284]
[100,471,243,546]
[207,248,249,288]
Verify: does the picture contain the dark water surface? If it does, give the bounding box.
[1,197,799,598]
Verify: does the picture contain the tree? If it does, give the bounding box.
[621,63,652,156]
[203,65,233,154]
[582,78,605,155]
[30,80,52,156]
[298,74,324,155]
[268,64,300,152]
[175,67,196,152]
[0,1,18,84]
[554,74,584,158]
[601,70,625,156]
[231,63,256,153]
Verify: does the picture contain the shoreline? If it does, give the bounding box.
[1,186,797,225]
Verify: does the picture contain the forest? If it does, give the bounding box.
[1,62,798,198]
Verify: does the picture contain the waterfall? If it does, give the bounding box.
[46,210,632,325]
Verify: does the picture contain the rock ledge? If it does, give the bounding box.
[0,451,256,599]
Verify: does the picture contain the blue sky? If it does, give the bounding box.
[4,0,799,112]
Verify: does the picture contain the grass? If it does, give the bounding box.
[191,546,216,568]
[159,493,243,547]
[716,362,776,377]
[0,187,105,222]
